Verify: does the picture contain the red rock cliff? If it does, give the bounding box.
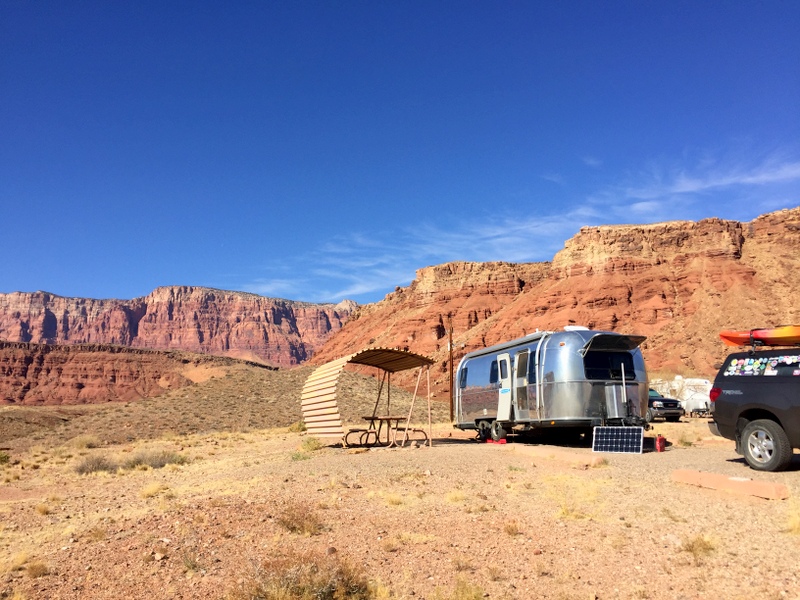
[0,341,274,405]
[0,287,355,367]
[313,207,800,398]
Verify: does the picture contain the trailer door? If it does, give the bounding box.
[513,350,530,421]
[496,353,513,421]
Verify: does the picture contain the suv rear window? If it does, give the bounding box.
[722,354,800,377]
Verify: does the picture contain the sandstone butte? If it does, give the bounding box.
[0,207,798,405]
[311,206,800,397]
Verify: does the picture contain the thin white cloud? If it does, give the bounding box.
[582,156,603,168]
[241,208,598,303]
[624,156,800,201]
[540,173,564,184]
[240,148,800,305]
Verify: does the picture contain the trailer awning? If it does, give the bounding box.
[579,333,647,354]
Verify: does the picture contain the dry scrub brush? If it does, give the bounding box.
[225,551,374,600]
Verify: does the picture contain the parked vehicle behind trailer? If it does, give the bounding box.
[646,389,684,423]
[454,327,649,441]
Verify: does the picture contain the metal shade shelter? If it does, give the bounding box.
[300,347,435,446]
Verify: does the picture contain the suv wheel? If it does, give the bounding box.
[741,419,793,472]
[645,409,655,423]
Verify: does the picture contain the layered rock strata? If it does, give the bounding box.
[0,341,273,405]
[0,287,355,367]
[313,207,800,398]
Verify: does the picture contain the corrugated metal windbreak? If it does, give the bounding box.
[299,348,434,439]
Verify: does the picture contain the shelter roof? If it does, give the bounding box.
[345,347,434,373]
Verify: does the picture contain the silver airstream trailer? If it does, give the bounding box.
[454,327,648,441]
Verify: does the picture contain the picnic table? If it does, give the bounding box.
[343,415,429,448]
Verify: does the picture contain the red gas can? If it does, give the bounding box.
[655,434,666,452]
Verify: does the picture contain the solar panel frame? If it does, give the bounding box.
[592,426,644,454]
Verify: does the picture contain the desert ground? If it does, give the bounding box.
[2,365,800,600]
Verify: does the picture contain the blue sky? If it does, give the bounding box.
[2,2,798,304]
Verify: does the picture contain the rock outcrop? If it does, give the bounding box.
[0,341,273,405]
[313,207,800,398]
[0,287,355,367]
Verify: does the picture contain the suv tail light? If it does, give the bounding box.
[709,387,721,402]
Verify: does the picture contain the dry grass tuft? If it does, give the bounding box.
[288,421,307,433]
[432,579,484,600]
[225,551,372,600]
[503,520,522,536]
[446,490,467,503]
[383,493,404,507]
[34,503,50,516]
[276,502,324,535]
[123,450,188,470]
[785,501,800,535]
[69,434,101,449]
[451,557,474,572]
[74,454,117,475]
[681,534,715,564]
[140,482,170,499]
[26,561,49,578]
[300,437,323,452]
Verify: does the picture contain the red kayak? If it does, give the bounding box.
[720,325,800,347]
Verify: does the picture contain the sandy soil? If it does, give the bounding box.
[2,416,800,600]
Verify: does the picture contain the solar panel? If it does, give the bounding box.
[592,426,644,454]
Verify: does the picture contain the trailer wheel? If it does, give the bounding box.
[476,420,491,442]
[490,420,507,441]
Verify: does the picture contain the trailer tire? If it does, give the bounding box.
[490,421,507,441]
[476,421,491,442]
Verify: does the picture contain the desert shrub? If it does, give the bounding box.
[0,451,10,465]
[276,502,324,535]
[70,434,101,449]
[122,450,188,470]
[681,534,715,564]
[288,421,307,433]
[300,437,323,452]
[75,455,118,475]
[432,579,484,600]
[503,520,521,536]
[140,482,170,498]
[26,561,49,578]
[226,552,372,600]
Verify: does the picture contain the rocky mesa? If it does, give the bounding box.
[0,286,355,368]
[313,207,800,397]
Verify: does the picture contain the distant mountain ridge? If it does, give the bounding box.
[1,207,797,405]
[0,286,356,367]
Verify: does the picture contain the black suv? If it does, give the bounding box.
[710,349,800,471]
[646,389,684,422]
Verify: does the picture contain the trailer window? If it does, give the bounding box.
[489,361,499,384]
[528,352,537,383]
[583,351,637,380]
[499,359,508,379]
[458,367,468,388]
[515,351,528,378]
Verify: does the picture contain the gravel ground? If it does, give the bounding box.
[2,417,800,600]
